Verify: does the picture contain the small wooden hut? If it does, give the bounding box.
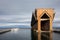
[31,8,55,32]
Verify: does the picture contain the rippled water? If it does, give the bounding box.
[0,28,60,40]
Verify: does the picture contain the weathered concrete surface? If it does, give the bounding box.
[0,29,11,34]
[53,29,60,33]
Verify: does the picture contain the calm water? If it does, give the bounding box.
[0,28,60,40]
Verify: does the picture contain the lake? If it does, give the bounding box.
[0,28,60,40]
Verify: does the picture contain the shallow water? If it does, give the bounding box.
[0,28,60,40]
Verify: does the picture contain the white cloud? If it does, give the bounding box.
[0,15,31,27]
[0,15,31,23]
[0,23,30,27]
[53,18,60,22]
[53,23,60,27]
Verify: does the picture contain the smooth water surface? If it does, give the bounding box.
[0,28,60,40]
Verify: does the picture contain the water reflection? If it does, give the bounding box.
[31,30,53,40]
[11,28,19,33]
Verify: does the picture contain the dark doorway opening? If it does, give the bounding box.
[41,13,49,18]
[41,13,50,31]
[41,20,50,31]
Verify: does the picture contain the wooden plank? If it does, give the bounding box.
[41,19,49,21]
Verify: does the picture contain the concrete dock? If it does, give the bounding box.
[53,29,60,33]
[0,29,11,34]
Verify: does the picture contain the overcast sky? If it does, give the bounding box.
[0,0,60,27]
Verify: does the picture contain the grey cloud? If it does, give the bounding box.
[0,0,60,15]
[0,15,31,23]
[0,0,60,27]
